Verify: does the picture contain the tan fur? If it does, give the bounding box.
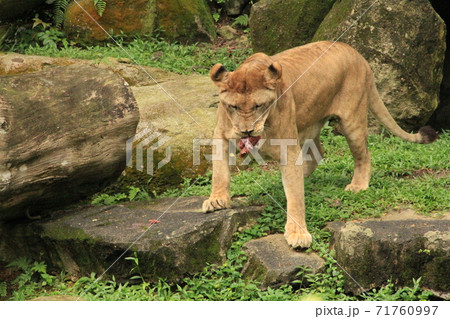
[203,41,437,248]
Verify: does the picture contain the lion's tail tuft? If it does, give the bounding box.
[418,126,439,144]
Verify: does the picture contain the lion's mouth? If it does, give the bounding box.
[238,136,261,157]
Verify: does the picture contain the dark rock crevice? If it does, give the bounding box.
[429,0,450,131]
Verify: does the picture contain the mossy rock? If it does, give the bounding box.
[127,74,218,194]
[155,0,216,43]
[64,0,216,44]
[312,0,446,131]
[64,0,156,43]
[249,0,335,55]
[327,215,450,297]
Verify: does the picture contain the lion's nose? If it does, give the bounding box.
[241,129,254,136]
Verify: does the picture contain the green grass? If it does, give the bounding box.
[1,26,252,76]
[24,37,252,75]
[1,130,448,301]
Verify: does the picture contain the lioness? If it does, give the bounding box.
[202,41,438,248]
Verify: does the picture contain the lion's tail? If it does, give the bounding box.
[368,81,438,144]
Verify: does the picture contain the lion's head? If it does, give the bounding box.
[210,53,282,138]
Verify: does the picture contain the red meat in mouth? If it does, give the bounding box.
[238,136,261,157]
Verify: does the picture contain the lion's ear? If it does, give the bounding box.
[264,62,282,89]
[210,63,229,87]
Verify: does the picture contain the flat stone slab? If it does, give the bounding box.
[327,211,450,298]
[242,234,325,288]
[0,197,262,282]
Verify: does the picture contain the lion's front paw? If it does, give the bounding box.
[344,183,368,193]
[284,228,312,249]
[202,195,231,213]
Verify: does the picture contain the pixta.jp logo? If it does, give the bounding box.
[126,128,171,175]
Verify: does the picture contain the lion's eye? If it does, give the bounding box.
[255,104,262,109]
[229,105,239,110]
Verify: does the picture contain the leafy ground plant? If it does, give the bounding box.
[91,186,150,205]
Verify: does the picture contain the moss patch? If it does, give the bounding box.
[41,222,93,242]
[249,0,336,55]
[156,0,216,43]
[312,0,353,41]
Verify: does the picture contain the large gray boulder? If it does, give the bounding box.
[0,197,263,281]
[249,0,335,55]
[0,63,139,220]
[313,0,446,131]
[327,210,450,298]
[0,53,218,194]
[0,0,46,21]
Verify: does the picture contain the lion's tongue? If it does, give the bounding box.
[238,136,261,157]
